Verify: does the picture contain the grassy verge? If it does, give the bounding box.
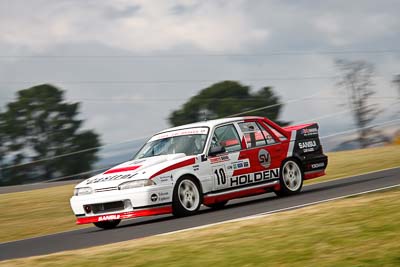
[2,187,400,266]
[306,145,400,184]
[0,145,399,243]
[0,184,87,243]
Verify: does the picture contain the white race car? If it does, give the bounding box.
[70,116,327,229]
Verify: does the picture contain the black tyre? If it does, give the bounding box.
[172,176,202,217]
[93,219,121,229]
[275,159,303,197]
[205,201,228,210]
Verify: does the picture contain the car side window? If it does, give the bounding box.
[211,124,241,153]
[263,123,287,141]
[239,122,274,148]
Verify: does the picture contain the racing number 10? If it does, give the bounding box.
[214,168,227,185]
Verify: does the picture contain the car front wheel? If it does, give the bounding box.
[172,176,202,217]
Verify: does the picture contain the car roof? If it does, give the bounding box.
[156,116,264,134]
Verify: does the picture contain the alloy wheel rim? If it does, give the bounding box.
[178,180,200,211]
[282,161,302,191]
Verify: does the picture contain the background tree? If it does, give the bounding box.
[335,59,380,148]
[169,81,286,126]
[0,84,101,186]
[391,74,400,145]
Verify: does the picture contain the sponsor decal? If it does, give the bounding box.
[158,192,169,202]
[258,149,271,168]
[298,140,317,149]
[301,128,318,136]
[232,159,250,170]
[193,164,200,171]
[151,192,170,202]
[150,127,209,141]
[298,140,317,152]
[209,154,230,164]
[230,168,280,186]
[86,173,138,184]
[158,175,172,183]
[151,193,158,202]
[78,207,173,224]
[98,214,121,222]
[311,162,325,169]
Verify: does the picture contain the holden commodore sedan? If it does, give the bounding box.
[70,116,328,229]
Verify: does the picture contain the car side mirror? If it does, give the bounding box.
[208,145,226,156]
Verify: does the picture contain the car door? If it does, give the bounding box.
[207,123,243,191]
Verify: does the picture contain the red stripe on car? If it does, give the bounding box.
[150,158,196,179]
[76,206,172,224]
[203,183,279,205]
[104,165,141,174]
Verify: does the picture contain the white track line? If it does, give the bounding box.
[158,183,400,237]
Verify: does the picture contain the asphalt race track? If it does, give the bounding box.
[1,167,399,261]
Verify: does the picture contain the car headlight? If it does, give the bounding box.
[74,187,93,196]
[118,179,155,190]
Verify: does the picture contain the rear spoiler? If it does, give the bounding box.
[283,123,319,140]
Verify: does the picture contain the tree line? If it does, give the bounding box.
[0,60,399,185]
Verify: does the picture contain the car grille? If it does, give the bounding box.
[95,186,118,193]
[91,201,125,214]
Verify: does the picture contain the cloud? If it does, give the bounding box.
[0,0,268,53]
[313,12,399,46]
[0,0,399,149]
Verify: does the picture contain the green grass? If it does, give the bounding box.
[0,184,87,243]
[0,145,399,243]
[306,145,400,184]
[2,187,400,266]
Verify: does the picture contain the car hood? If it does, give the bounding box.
[76,153,193,189]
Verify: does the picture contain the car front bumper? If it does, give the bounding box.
[70,184,173,224]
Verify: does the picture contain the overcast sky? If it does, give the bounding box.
[0,0,399,150]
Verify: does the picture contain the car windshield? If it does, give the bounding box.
[133,128,208,159]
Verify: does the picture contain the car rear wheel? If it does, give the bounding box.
[93,219,121,229]
[173,176,202,217]
[205,201,228,210]
[275,159,303,197]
